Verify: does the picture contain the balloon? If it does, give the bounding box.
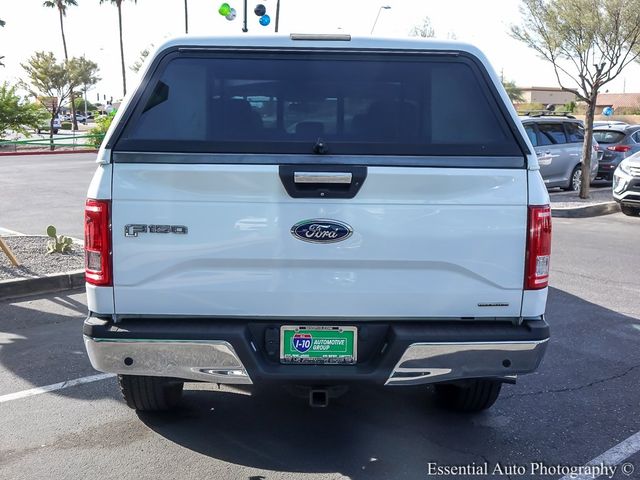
[218,3,231,16]
[603,106,614,117]
[259,14,271,26]
[254,3,266,16]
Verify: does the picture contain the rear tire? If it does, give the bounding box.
[434,379,502,412]
[562,165,582,191]
[118,375,183,411]
[620,205,640,217]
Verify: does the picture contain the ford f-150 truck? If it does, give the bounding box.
[83,35,551,413]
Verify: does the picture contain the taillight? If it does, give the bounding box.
[525,205,551,290]
[607,145,631,152]
[84,199,112,286]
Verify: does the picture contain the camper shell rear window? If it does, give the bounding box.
[111,49,528,165]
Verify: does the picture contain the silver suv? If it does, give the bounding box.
[521,115,599,190]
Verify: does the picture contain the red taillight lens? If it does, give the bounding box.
[525,205,552,290]
[607,145,631,152]
[85,199,112,286]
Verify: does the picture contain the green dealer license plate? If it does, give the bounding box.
[280,326,357,364]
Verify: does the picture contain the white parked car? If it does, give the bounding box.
[83,35,551,414]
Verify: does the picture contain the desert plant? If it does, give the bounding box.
[46,225,74,254]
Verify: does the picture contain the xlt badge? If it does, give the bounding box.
[291,219,352,244]
[124,224,188,237]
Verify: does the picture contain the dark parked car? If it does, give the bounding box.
[593,125,640,181]
[521,115,599,191]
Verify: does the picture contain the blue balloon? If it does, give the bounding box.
[259,14,270,26]
[603,106,614,117]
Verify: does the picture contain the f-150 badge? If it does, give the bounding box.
[124,224,188,237]
[291,219,352,244]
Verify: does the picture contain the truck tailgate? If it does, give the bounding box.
[111,162,526,318]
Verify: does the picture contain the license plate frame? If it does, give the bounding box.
[279,325,358,365]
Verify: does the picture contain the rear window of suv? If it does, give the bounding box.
[113,51,526,161]
[593,130,626,144]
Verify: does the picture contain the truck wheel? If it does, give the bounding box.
[620,205,640,217]
[118,375,183,411]
[434,379,502,412]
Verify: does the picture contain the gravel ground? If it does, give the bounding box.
[549,186,614,208]
[0,236,83,280]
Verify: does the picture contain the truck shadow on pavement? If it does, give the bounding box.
[0,290,105,397]
[135,286,640,480]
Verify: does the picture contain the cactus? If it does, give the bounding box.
[46,225,74,254]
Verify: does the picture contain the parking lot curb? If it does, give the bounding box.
[551,201,621,218]
[0,270,85,302]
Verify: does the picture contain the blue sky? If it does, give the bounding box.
[2,0,639,100]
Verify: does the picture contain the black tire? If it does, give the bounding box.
[620,205,640,217]
[434,379,502,412]
[118,375,184,412]
[562,165,582,191]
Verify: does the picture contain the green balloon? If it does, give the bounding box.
[218,3,231,16]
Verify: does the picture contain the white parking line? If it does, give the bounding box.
[560,430,640,479]
[0,373,115,403]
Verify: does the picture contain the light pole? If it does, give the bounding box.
[371,5,391,35]
[184,0,189,34]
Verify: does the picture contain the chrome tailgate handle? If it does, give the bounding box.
[294,172,353,184]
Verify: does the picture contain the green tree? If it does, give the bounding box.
[0,82,47,138]
[70,56,101,118]
[43,0,80,130]
[502,79,525,103]
[20,52,95,149]
[100,0,138,97]
[511,0,640,198]
[410,17,435,38]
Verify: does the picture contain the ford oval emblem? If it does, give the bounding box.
[291,219,353,244]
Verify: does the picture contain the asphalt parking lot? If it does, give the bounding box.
[1,212,639,479]
[0,153,96,239]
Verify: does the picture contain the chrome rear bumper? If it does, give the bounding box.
[84,316,549,387]
[385,339,548,386]
[84,337,252,384]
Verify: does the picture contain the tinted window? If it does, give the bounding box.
[593,130,626,144]
[565,123,584,143]
[538,123,567,144]
[524,125,538,147]
[115,53,524,158]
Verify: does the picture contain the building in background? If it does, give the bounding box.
[595,93,640,114]
[518,86,576,107]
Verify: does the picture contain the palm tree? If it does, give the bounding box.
[0,19,5,67]
[502,79,525,104]
[43,0,79,129]
[100,0,137,97]
[184,0,189,34]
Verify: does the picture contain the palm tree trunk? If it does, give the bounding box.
[59,8,79,131]
[184,0,189,34]
[118,3,127,97]
[59,8,68,58]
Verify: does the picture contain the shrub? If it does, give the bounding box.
[61,121,72,130]
[88,112,114,148]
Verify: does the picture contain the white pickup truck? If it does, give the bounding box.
[83,35,551,413]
